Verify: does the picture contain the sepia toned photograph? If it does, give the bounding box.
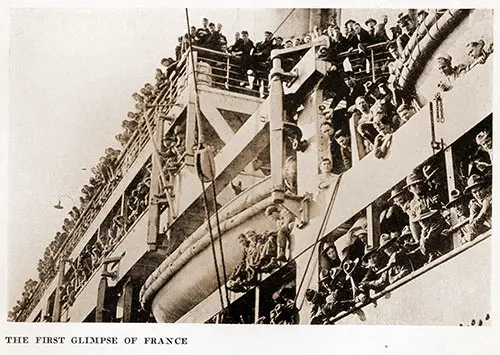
[7,7,493,328]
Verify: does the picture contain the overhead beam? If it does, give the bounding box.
[199,88,263,115]
[166,98,271,238]
[199,94,236,144]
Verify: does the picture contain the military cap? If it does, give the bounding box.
[475,130,490,145]
[445,188,467,208]
[463,174,488,194]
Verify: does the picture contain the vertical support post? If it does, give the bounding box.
[254,285,260,323]
[52,260,66,322]
[225,57,230,88]
[444,146,461,248]
[185,49,199,167]
[371,49,376,82]
[121,278,133,323]
[95,273,108,323]
[121,193,129,230]
[366,204,381,248]
[146,114,165,251]
[349,114,365,164]
[269,55,285,203]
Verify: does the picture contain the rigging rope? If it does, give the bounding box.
[293,175,343,308]
[271,9,296,39]
[185,8,231,316]
[199,178,226,313]
[211,182,231,308]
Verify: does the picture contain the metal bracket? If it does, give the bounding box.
[270,67,299,87]
[101,252,126,281]
[284,68,300,88]
[279,193,312,229]
[431,138,445,153]
[151,195,171,206]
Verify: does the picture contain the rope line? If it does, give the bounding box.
[200,178,226,313]
[293,175,343,306]
[271,9,296,38]
[211,182,231,310]
[186,8,229,316]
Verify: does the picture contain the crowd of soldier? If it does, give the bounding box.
[318,10,493,179]
[306,128,492,323]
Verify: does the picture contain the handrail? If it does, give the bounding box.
[328,229,491,324]
[334,40,395,61]
[192,45,238,59]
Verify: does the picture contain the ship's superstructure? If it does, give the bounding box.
[10,8,493,326]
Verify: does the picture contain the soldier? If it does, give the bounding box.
[396,13,415,56]
[436,54,466,92]
[358,245,389,296]
[422,163,447,202]
[232,30,254,86]
[293,37,303,47]
[464,174,492,238]
[396,225,426,270]
[265,205,294,262]
[334,130,352,172]
[405,170,451,261]
[227,233,251,292]
[475,129,492,168]
[415,207,451,263]
[318,158,335,190]
[417,9,429,25]
[305,288,327,324]
[380,197,408,239]
[386,42,402,86]
[273,36,284,50]
[389,185,418,244]
[195,17,210,46]
[253,31,274,66]
[243,229,260,285]
[343,19,356,43]
[326,25,348,55]
[257,231,279,273]
[465,39,493,71]
[388,25,402,41]
[365,18,378,42]
[205,22,221,51]
[354,96,372,126]
[338,72,360,108]
[396,103,416,124]
[377,233,413,283]
[321,267,356,319]
[216,23,227,47]
[406,170,443,223]
[228,32,243,53]
[320,242,341,273]
[350,22,373,49]
[444,189,472,244]
[374,15,390,43]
